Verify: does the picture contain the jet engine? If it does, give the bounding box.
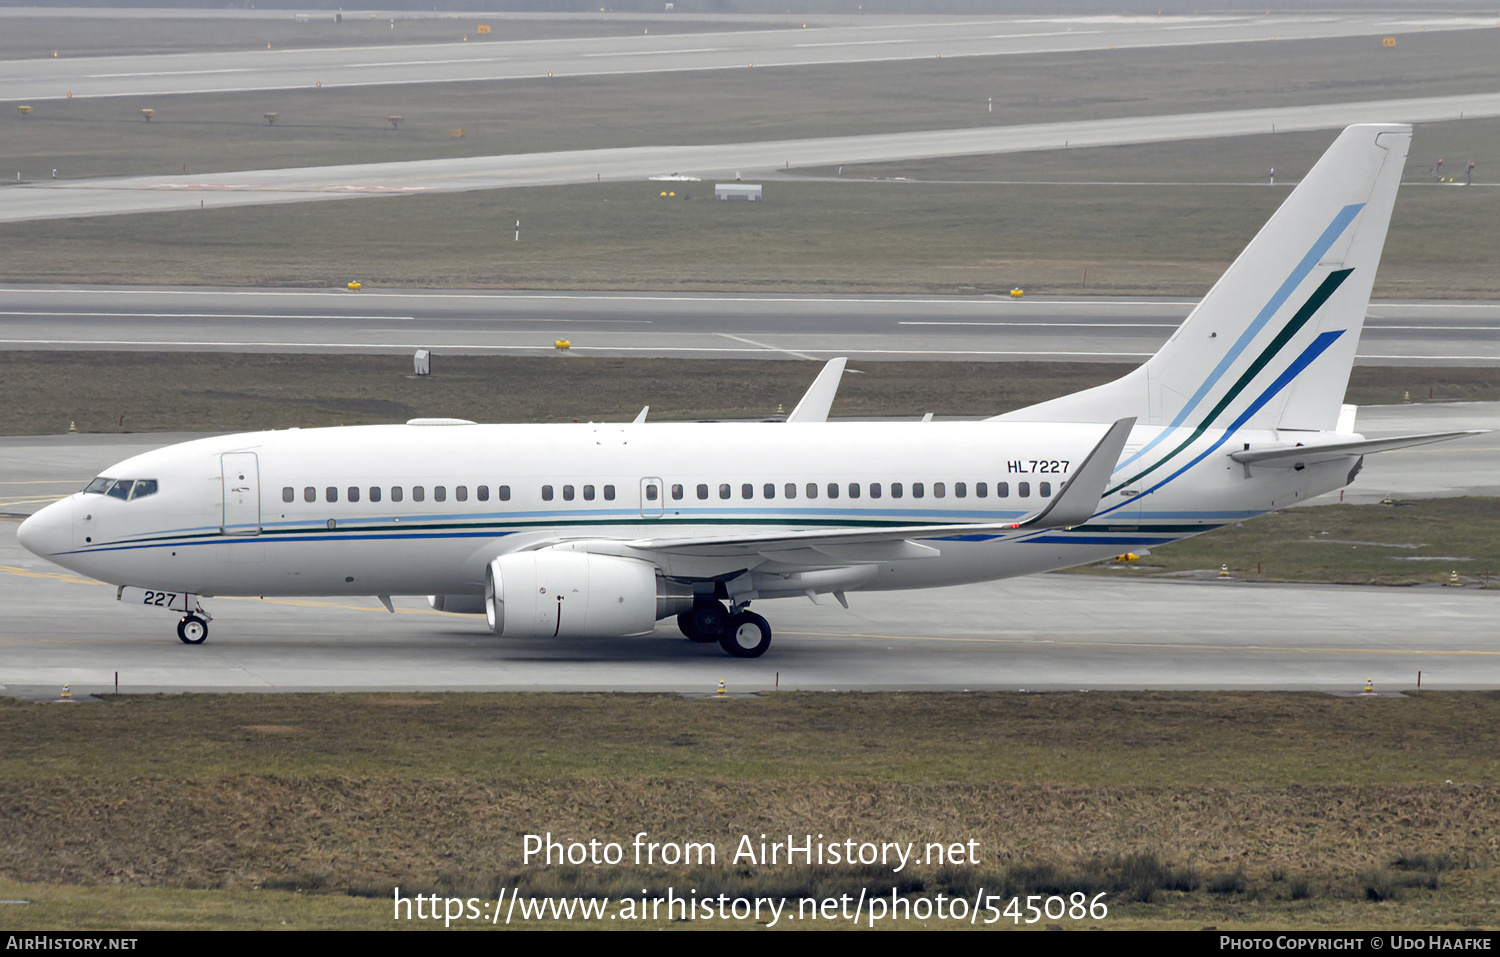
[428,594,487,614]
[484,551,692,639]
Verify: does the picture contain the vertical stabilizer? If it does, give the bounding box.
[996,124,1410,433]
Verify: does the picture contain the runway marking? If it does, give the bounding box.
[0,565,441,615]
[6,288,1499,315]
[0,565,103,587]
[715,333,818,360]
[0,311,419,321]
[900,321,1176,328]
[8,338,1495,361]
[780,629,1500,655]
[0,498,68,509]
[582,47,726,57]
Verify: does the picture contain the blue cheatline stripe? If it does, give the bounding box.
[1091,330,1344,521]
[1113,202,1364,475]
[1024,535,1181,546]
[1105,267,1354,497]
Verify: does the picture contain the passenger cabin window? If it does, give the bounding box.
[996,482,1008,498]
[392,486,404,503]
[304,487,316,503]
[697,484,709,500]
[784,483,797,499]
[741,484,753,500]
[976,482,988,498]
[891,482,903,499]
[645,485,658,501]
[347,486,360,503]
[541,485,554,501]
[805,483,818,500]
[870,483,882,499]
[584,485,596,501]
[934,482,946,498]
[1040,482,1052,497]
[499,486,511,501]
[562,485,575,501]
[456,486,468,502]
[913,483,925,499]
[283,487,295,503]
[848,483,860,499]
[604,485,615,501]
[370,487,382,503]
[413,486,425,503]
[435,486,447,502]
[671,484,684,501]
[719,484,731,500]
[476,486,488,502]
[955,482,967,499]
[826,483,839,499]
[1019,482,1031,498]
[326,487,338,503]
[763,483,775,499]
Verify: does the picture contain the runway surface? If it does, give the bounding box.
[2,12,1496,696]
[2,407,1496,696]
[5,13,1491,102]
[7,93,1500,224]
[2,286,1498,364]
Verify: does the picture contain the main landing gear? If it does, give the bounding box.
[677,598,772,658]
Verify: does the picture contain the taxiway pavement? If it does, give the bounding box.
[3,286,1498,364]
[2,408,1495,695]
[5,13,1490,102]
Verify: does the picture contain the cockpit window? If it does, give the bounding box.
[83,477,158,500]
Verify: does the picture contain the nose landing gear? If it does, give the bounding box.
[177,614,209,644]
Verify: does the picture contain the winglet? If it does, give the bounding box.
[785,357,847,423]
[1016,417,1135,530]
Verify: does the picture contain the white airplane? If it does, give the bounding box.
[17,123,1478,659]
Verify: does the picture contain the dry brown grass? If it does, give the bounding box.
[1,691,1496,929]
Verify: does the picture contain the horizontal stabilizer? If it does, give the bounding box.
[1229,430,1486,469]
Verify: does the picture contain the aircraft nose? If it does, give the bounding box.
[17,499,73,558]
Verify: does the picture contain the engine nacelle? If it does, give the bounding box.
[428,594,487,615]
[484,551,690,639]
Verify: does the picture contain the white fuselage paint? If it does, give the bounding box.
[24,419,1350,603]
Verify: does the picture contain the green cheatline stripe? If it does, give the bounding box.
[1106,268,1354,496]
[109,515,993,548]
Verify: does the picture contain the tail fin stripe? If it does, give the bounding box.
[1092,330,1344,520]
[1105,267,1354,494]
[1112,202,1364,474]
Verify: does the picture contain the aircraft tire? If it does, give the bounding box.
[177,615,208,644]
[720,611,771,658]
[679,600,728,642]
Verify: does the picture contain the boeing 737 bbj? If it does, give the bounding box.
[18,124,1477,658]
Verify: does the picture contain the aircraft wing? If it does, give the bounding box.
[1229,430,1486,469]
